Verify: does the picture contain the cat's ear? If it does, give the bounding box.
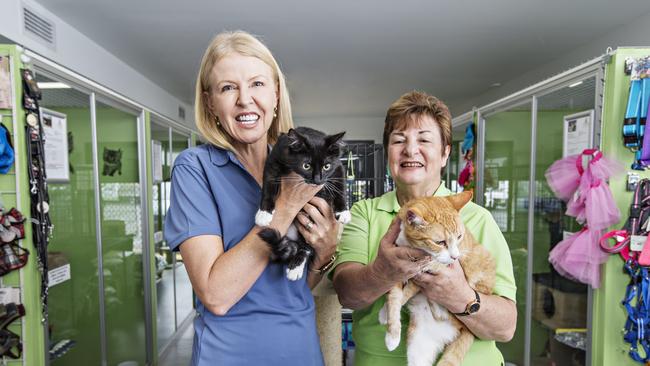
[447,191,473,211]
[326,132,346,146]
[326,131,346,154]
[287,128,306,150]
[406,209,426,227]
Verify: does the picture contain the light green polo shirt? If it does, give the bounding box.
[333,184,517,366]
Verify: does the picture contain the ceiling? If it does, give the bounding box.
[35,0,650,119]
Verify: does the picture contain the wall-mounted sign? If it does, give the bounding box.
[152,140,163,183]
[0,57,11,109]
[41,108,70,182]
[563,110,594,157]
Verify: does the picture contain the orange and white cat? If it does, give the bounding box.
[378,191,495,366]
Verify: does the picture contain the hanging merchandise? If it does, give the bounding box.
[622,56,650,170]
[598,179,650,363]
[546,149,623,288]
[0,123,14,174]
[20,68,52,321]
[459,123,476,192]
[461,123,475,155]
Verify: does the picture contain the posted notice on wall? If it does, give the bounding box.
[152,140,163,183]
[562,110,594,157]
[42,108,70,182]
[0,56,11,109]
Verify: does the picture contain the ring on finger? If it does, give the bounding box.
[306,221,314,231]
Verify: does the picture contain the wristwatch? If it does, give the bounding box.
[453,289,481,316]
[308,253,337,275]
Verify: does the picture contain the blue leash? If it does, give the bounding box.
[622,262,650,363]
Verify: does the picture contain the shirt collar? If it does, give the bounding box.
[208,143,273,167]
[377,183,453,213]
[208,145,231,167]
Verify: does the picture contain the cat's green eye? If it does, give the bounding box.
[322,163,331,171]
[302,163,311,170]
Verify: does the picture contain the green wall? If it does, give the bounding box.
[0,45,46,366]
[592,48,650,366]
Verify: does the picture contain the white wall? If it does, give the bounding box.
[0,0,193,128]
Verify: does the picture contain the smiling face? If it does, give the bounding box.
[205,53,278,147]
[387,114,451,190]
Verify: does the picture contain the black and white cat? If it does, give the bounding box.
[255,127,351,280]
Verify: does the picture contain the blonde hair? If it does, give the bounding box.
[383,91,452,154]
[195,31,293,151]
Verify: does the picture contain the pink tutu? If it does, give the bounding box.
[589,155,624,181]
[549,228,608,288]
[565,189,587,223]
[545,154,581,201]
[584,181,621,230]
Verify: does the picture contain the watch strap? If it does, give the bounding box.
[453,289,480,316]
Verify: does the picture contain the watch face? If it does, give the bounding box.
[469,302,481,313]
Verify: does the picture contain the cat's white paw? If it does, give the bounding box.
[385,332,401,351]
[337,210,351,224]
[286,266,304,281]
[286,259,306,281]
[378,304,388,325]
[255,210,274,227]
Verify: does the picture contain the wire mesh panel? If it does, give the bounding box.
[341,141,392,205]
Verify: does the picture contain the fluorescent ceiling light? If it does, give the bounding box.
[37,82,71,89]
[568,81,583,88]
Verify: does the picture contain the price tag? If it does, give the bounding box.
[0,288,20,305]
[631,235,648,252]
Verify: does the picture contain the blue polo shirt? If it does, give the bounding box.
[164,144,324,366]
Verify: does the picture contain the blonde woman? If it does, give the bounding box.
[164,31,338,365]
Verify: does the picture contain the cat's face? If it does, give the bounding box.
[397,191,472,265]
[283,128,345,185]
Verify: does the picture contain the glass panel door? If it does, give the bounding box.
[482,102,532,366]
[152,122,174,351]
[95,99,146,365]
[38,74,102,365]
[531,77,596,365]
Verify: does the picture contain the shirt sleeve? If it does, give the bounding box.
[332,200,372,272]
[164,163,222,251]
[464,205,517,302]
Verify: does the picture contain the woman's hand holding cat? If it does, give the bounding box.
[412,262,476,314]
[270,173,324,234]
[369,219,432,284]
[296,197,338,267]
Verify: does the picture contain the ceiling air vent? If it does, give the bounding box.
[22,6,56,49]
[178,106,186,120]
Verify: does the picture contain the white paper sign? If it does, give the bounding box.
[42,108,69,182]
[0,57,11,109]
[563,110,594,157]
[48,263,71,287]
[152,140,163,183]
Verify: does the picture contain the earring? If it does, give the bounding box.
[215,115,220,126]
[273,107,278,119]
